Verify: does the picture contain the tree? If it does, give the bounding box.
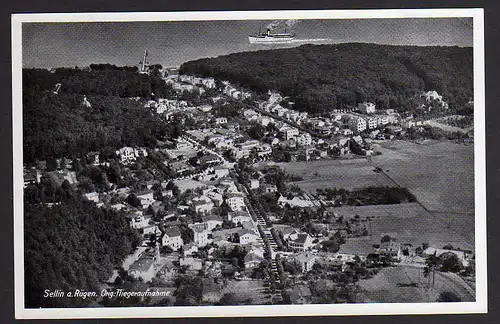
[440,253,463,273]
[218,292,239,305]
[381,235,392,243]
[126,194,142,208]
[437,291,462,302]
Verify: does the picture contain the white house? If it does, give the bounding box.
[226,192,246,211]
[215,117,227,125]
[296,133,312,147]
[364,116,378,129]
[348,117,367,133]
[190,223,211,247]
[162,226,184,251]
[249,179,260,190]
[128,256,156,282]
[279,126,300,140]
[83,192,99,203]
[287,233,315,252]
[206,190,224,206]
[183,243,199,256]
[116,147,136,164]
[238,229,260,244]
[357,102,376,114]
[202,215,224,231]
[136,190,155,208]
[294,252,317,273]
[192,196,214,215]
[228,211,253,225]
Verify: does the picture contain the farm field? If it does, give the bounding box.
[371,140,474,214]
[220,280,269,305]
[279,158,393,191]
[336,203,474,255]
[333,203,474,253]
[356,265,475,303]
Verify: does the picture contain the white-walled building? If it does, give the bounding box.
[279,126,300,140]
[357,102,376,114]
[348,117,367,133]
[226,192,246,211]
[162,227,184,251]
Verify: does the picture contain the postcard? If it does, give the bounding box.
[12,8,486,319]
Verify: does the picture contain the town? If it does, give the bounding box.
[23,63,475,306]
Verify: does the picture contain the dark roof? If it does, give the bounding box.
[164,226,181,238]
[129,256,155,272]
[203,215,223,222]
[291,233,310,244]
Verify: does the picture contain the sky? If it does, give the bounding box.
[22,18,473,69]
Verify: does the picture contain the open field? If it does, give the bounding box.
[336,203,474,254]
[356,265,475,303]
[371,140,474,213]
[220,280,269,304]
[278,158,393,191]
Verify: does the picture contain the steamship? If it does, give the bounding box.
[248,28,295,44]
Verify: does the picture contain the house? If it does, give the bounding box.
[249,179,260,189]
[161,226,184,251]
[136,190,155,208]
[183,243,199,256]
[202,215,224,230]
[86,151,101,165]
[341,128,354,136]
[294,252,317,273]
[256,116,270,127]
[215,117,227,124]
[244,252,265,270]
[378,241,402,262]
[192,196,214,215]
[213,166,230,178]
[128,255,156,282]
[422,247,470,267]
[364,116,378,129]
[261,184,278,194]
[348,117,367,133]
[143,224,159,236]
[256,144,273,158]
[199,154,220,166]
[83,192,99,203]
[205,191,223,206]
[238,229,260,244]
[279,126,299,140]
[296,133,312,146]
[130,213,151,229]
[287,233,315,252]
[288,285,312,304]
[228,211,253,225]
[116,147,136,164]
[190,223,211,247]
[357,102,376,114]
[226,192,246,211]
[277,195,315,208]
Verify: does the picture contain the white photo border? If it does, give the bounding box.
[12,8,487,319]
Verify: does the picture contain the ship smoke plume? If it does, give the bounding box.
[266,19,298,30]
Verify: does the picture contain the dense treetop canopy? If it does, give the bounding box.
[180,43,473,114]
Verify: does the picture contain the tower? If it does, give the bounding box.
[139,49,149,73]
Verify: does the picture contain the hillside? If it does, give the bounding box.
[179,43,473,114]
[23,67,182,163]
[24,185,140,307]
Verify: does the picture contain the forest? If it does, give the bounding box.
[24,181,140,307]
[179,43,473,115]
[23,67,182,163]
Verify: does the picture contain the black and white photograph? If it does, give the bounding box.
[12,9,486,319]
